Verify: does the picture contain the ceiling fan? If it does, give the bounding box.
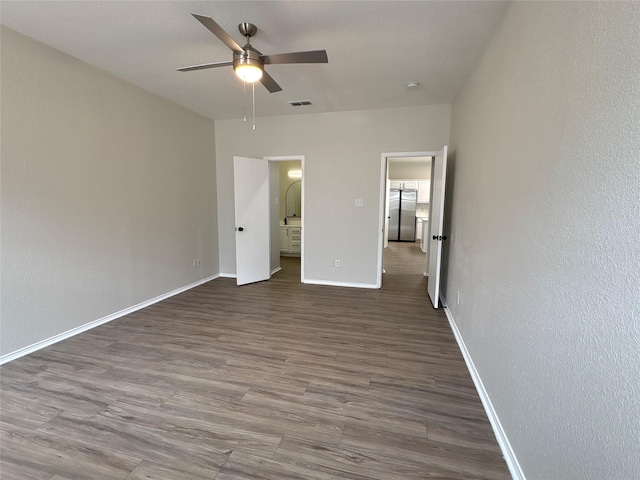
[177,14,328,93]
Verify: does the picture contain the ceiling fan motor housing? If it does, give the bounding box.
[233,46,264,72]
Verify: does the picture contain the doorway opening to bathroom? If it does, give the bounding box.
[267,156,304,283]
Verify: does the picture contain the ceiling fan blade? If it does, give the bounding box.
[192,13,243,52]
[262,50,328,65]
[176,61,233,72]
[260,70,283,93]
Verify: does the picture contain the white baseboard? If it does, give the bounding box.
[0,274,220,366]
[441,300,525,480]
[219,273,237,279]
[302,279,378,289]
[270,267,282,275]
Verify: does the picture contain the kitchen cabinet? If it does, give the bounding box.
[416,218,423,240]
[417,180,431,204]
[391,179,430,203]
[280,226,301,255]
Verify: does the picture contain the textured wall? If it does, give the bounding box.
[446,2,640,478]
[215,105,451,285]
[1,27,218,357]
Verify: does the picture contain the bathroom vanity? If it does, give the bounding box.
[280,225,301,255]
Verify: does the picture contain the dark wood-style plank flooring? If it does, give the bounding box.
[1,242,510,479]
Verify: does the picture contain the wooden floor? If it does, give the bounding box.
[0,242,510,479]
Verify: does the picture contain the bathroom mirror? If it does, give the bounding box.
[285,180,301,218]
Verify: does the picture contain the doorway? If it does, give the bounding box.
[378,152,437,289]
[265,155,305,283]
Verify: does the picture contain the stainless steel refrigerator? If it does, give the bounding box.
[388,188,417,241]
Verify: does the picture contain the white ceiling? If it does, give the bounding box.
[1,1,507,121]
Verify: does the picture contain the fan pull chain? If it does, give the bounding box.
[243,82,247,122]
[252,82,256,131]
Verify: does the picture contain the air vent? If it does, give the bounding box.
[287,100,312,107]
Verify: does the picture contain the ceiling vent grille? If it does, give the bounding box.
[287,100,312,106]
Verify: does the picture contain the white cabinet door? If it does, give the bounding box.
[416,218,423,240]
[418,180,430,203]
[279,227,289,253]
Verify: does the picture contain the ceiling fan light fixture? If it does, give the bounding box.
[179,15,328,94]
[233,46,264,83]
[235,64,263,83]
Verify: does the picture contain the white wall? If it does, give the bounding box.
[1,27,218,358]
[215,105,450,286]
[388,159,431,179]
[446,2,640,479]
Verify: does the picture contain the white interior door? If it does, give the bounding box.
[427,146,448,308]
[234,156,270,286]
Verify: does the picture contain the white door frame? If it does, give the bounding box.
[264,155,305,283]
[377,151,439,288]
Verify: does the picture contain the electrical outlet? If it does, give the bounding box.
[193,260,197,268]
[196,259,202,267]
[334,259,341,268]
[355,198,364,207]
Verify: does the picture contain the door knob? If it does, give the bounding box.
[237,227,244,232]
[442,235,447,241]
[432,235,437,240]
